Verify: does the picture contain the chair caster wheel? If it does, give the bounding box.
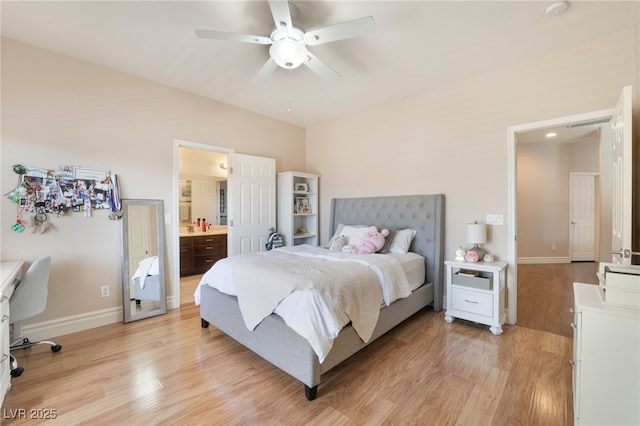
[11,367,24,377]
[51,344,62,352]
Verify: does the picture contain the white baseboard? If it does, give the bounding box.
[22,296,181,341]
[167,295,179,310]
[22,306,123,341]
[518,257,570,264]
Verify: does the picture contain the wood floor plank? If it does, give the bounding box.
[3,288,575,425]
[517,262,597,338]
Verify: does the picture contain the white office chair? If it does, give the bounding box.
[9,256,61,377]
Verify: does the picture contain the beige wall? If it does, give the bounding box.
[517,140,600,260]
[0,38,305,325]
[306,29,638,265]
[1,26,638,334]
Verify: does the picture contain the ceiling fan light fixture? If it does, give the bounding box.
[270,38,307,69]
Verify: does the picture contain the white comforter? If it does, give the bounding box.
[132,256,159,289]
[194,245,413,362]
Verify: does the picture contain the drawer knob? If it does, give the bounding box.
[569,359,575,367]
[569,308,574,314]
[570,322,576,329]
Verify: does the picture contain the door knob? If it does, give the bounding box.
[611,249,630,258]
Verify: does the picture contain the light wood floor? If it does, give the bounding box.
[180,274,202,306]
[3,300,573,425]
[517,262,598,338]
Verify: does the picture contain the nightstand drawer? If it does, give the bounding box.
[451,287,493,317]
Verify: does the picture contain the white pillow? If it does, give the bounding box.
[341,225,376,248]
[388,229,416,254]
[324,223,346,248]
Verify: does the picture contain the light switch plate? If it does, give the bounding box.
[486,214,504,225]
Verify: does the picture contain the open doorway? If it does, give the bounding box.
[514,122,607,335]
[507,108,617,324]
[516,123,607,264]
[172,140,234,307]
[508,86,634,326]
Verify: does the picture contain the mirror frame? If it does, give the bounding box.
[121,199,167,323]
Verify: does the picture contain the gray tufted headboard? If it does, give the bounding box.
[329,194,445,311]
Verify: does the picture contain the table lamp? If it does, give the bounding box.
[465,221,486,262]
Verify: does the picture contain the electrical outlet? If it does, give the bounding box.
[100,285,110,298]
[552,244,557,251]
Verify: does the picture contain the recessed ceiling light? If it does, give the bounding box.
[545,1,569,16]
[546,132,557,138]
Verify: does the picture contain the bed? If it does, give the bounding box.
[132,256,161,303]
[198,194,445,400]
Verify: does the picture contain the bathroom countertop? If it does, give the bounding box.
[179,228,227,238]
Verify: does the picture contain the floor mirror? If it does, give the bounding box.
[120,199,167,322]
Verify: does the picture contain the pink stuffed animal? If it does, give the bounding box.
[352,227,390,254]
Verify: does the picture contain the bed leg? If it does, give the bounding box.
[201,318,209,328]
[305,385,318,401]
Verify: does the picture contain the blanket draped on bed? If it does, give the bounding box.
[233,249,382,343]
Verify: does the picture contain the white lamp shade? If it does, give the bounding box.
[270,39,307,69]
[466,223,487,245]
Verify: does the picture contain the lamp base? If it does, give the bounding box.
[464,244,485,263]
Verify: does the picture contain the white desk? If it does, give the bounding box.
[1,261,23,407]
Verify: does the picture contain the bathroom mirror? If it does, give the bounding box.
[120,199,167,323]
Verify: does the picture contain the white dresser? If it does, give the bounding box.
[1,261,23,407]
[572,282,640,425]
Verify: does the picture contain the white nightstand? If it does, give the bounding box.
[444,259,508,335]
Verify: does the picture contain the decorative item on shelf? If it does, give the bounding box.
[483,253,495,263]
[457,269,480,277]
[454,247,466,262]
[465,220,486,263]
[296,197,310,214]
[296,227,308,235]
[294,183,308,192]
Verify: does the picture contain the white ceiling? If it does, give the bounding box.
[1,1,638,128]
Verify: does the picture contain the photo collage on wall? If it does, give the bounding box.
[6,165,116,216]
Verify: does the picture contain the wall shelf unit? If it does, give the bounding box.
[277,172,319,247]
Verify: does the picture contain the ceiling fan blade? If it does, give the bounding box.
[268,0,292,29]
[304,16,376,46]
[252,58,279,85]
[195,29,271,45]
[303,52,341,83]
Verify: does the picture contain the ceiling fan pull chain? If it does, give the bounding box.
[287,69,294,114]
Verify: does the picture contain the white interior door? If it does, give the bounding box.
[128,204,152,299]
[570,173,596,261]
[610,86,634,265]
[227,153,276,256]
[128,204,152,269]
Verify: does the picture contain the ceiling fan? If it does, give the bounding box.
[195,0,376,84]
